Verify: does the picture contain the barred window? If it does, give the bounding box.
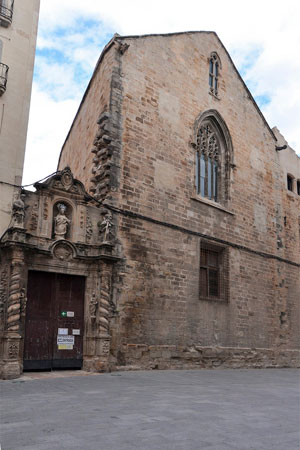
[199,241,228,302]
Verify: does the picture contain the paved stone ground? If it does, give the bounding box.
[1,369,299,450]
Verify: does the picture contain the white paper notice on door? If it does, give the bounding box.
[58,328,68,335]
[72,329,80,335]
[57,335,75,345]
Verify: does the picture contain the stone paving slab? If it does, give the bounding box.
[1,369,299,450]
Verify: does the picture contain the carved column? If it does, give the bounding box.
[96,261,113,369]
[6,259,24,332]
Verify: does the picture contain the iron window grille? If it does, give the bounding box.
[199,241,229,302]
[0,62,8,95]
[0,0,14,26]
[195,122,219,201]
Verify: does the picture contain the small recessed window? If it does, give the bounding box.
[287,175,294,192]
[208,52,221,97]
[199,241,229,302]
[297,180,300,196]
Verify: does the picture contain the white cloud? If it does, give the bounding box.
[23,85,79,189]
[23,0,300,184]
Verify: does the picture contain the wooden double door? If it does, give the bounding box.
[24,271,85,371]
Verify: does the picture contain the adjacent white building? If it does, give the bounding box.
[0,0,40,235]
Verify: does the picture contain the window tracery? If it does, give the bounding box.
[196,123,219,201]
[194,111,233,206]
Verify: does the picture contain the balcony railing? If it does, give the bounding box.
[0,62,8,95]
[0,0,14,27]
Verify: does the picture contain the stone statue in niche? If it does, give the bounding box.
[54,203,71,240]
[12,192,26,228]
[89,292,98,320]
[98,210,114,243]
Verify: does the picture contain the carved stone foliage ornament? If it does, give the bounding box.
[8,342,19,359]
[53,167,80,194]
[54,203,71,240]
[53,242,73,261]
[86,214,93,243]
[61,167,73,189]
[11,191,26,228]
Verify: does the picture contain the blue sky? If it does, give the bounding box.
[23,0,300,186]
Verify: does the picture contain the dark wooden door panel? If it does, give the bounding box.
[52,274,85,367]
[24,272,54,369]
[24,271,85,370]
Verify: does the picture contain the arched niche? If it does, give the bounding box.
[52,200,73,241]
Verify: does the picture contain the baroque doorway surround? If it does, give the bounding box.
[0,168,120,379]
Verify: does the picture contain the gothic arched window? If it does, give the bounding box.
[209,52,221,96]
[196,123,219,201]
[195,111,233,205]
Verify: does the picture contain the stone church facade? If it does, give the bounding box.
[0,31,299,378]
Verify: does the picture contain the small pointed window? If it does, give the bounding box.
[209,52,221,97]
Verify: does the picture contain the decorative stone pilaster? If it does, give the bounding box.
[1,250,25,379]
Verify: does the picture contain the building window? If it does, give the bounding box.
[195,112,232,205]
[287,174,294,192]
[297,180,300,196]
[0,0,14,27]
[209,52,221,96]
[199,241,228,302]
[196,123,219,201]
